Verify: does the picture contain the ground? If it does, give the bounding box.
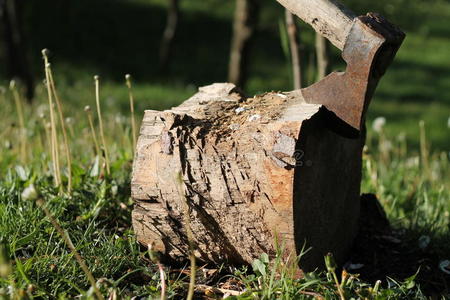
[0,0,449,298]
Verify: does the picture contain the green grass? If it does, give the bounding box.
[0,83,448,298]
[0,0,449,298]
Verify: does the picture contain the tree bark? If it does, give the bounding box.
[228,0,259,88]
[159,0,179,72]
[315,33,329,80]
[0,0,34,101]
[131,83,363,270]
[285,10,302,89]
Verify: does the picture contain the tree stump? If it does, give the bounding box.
[131,83,363,270]
[131,0,404,270]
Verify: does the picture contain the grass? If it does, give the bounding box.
[0,61,449,299]
[0,0,449,298]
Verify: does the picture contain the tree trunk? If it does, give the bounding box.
[228,0,259,88]
[0,0,34,101]
[285,10,302,89]
[315,33,329,80]
[131,83,363,270]
[159,0,179,72]
[275,0,355,50]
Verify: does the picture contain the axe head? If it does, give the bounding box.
[302,13,405,132]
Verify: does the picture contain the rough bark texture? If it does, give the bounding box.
[228,0,259,88]
[132,83,363,270]
[285,10,302,89]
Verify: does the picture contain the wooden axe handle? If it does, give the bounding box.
[276,0,356,50]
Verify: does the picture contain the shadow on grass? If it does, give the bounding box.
[349,194,450,297]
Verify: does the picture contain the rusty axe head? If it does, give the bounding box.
[301,13,405,131]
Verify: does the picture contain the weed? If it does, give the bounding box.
[9,80,27,163]
[84,105,102,159]
[36,196,104,300]
[176,171,196,300]
[42,51,62,189]
[46,57,73,194]
[94,75,111,176]
[125,74,137,152]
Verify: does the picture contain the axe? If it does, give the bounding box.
[278,0,405,131]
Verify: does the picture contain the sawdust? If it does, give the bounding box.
[206,91,290,141]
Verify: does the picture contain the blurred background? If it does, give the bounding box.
[0,0,449,150]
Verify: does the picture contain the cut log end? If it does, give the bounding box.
[132,83,363,270]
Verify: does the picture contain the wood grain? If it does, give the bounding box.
[131,83,363,270]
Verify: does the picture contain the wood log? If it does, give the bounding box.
[131,83,363,270]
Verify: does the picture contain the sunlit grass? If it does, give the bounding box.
[0,69,448,298]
